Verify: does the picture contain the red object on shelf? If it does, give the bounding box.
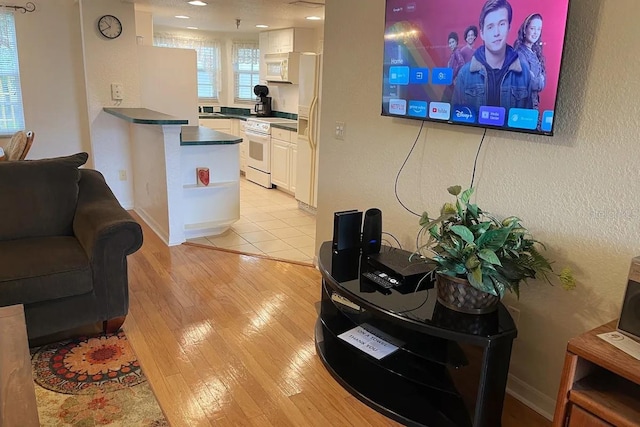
[197,167,209,186]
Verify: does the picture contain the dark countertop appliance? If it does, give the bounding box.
[253,85,272,117]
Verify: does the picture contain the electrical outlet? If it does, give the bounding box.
[118,169,127,181]
[507,305,520,328]
[111,83,124,100]
[335,121,346,140]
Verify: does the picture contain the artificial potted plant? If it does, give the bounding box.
[416,185,575,314]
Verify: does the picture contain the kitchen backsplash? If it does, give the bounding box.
[200,106,297,120]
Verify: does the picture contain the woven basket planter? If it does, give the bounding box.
[435,274,499,315]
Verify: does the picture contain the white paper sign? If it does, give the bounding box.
[597,331,640,360]
[338,324,400,360]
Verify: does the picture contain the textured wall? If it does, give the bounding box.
[14,0,90,161]
[79,0,141,207]
[318,0,638,417]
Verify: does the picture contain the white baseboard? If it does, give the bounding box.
[506,374,556,421]
[134,207,170,246]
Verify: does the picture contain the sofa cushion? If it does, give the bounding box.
[0,152,88,241]
[0,236,93,306]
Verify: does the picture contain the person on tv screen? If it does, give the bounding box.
[443,31,465,102]
[460,25,478,64]
[452,0,532,110]
[514,13,546,111]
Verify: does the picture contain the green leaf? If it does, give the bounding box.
[467,203,479,218]
[419,211,430,226]
[448,185,462,196]
[478,249,502,265]
[460,187,474,205]
[441,202,457,215]
[501,216,521,227]
[468,266,484,290]
[480,275,500,296]
[476,227,511,250]
[450,225,474,243]
[465,254,480,270]
[560,268,576,290]
[469,222,491,234]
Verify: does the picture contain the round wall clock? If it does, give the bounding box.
[98,15,122,39]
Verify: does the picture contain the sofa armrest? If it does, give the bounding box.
[73,170,142,258]
[73,169,143,319]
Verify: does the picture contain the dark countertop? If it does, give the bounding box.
[104,107,188,125]
[199,113,250,121]
[180,126,242,146]
[198,113,298,132]
[272,122,298,132]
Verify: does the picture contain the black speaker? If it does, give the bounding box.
[362,208,382,255]
[332,210,363,252]
[618,257,640,340]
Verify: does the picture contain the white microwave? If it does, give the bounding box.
[265,52,300,84]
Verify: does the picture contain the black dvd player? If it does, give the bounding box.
[366,247,436,288]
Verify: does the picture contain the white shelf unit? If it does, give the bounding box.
[181,143,240,238]
[183,181,236,190]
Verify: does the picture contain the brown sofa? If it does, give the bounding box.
[0,153,143,339]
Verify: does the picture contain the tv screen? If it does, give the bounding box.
[382,0,571,136]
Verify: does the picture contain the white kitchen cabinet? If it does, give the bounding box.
[259,32,269,82]
[239,121,247,174]
[230,118,240,137]
[199,118,231,133]
[290,144,297,194]
[260,28,316,55]
[271,138,289,188]
[270,128,296,194]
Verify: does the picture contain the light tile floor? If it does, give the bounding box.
[187,176,317,264]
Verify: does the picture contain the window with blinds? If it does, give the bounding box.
[154,33,221,102]
[233,42,260,103]
[0,12,24,135]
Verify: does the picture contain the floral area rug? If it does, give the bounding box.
[31,331,168,426]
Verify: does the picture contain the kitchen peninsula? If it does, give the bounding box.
[104,108,242,246]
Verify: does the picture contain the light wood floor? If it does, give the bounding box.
[123,214,551,426]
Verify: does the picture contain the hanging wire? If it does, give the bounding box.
[469,128,487,189]
[394,120,425,217]
[0,2,35,13]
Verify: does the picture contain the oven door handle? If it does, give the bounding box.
[245,131,271,143]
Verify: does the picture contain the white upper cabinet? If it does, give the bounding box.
[261,28,316,55]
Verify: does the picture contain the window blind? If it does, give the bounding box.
[0,11,24,135]
[232,41,260,103]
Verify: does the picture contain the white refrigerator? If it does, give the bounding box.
[295,53,322,208]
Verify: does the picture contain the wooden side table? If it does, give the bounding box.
[553,320,640,426]
[0,304,39,426]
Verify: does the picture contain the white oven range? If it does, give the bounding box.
[245,117,297,188]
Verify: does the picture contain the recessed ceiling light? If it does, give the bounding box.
[256,24,269,28]
[306,16,322,20]
[175,15,190,19]
[188,0,207,5]
[187,26,199,29]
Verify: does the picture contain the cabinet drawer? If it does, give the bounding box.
[568,405,612,427]
[272,128,291,142]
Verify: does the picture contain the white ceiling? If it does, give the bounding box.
[126,0,325,33]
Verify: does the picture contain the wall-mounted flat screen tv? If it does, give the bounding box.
[382,0,571,136]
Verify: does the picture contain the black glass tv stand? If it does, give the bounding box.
[315,242,517,427]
